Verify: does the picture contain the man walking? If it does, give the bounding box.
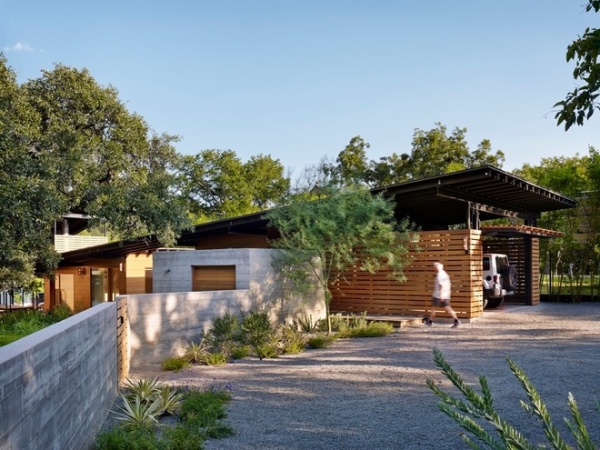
[423,262,461,328]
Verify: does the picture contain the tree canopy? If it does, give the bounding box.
[325,124,504,188]
[554,0,600,130]
[178,150,289,222]
[0,57,191,288]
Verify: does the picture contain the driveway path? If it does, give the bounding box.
[132,303,600,449]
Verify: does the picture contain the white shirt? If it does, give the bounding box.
[433,269,451,299]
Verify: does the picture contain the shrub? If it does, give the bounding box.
[94,428,158,450]
[207,311,240,346]
[159,425,204,450]
[280,325,306,354]
[338,321,394,338]
[295,314,315,332]
[112,393,161,433]
[202,352,229,366]
[123,378,161,402]
[240,310,273,348]
[427,348,597,449]
[307,334,336,349]
[230,345,250,359]
[162,357,190,372]
[181,341,208,364]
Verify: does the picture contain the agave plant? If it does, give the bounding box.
[123,377,162,403]
[156,386,184,416]
[113,393,161,432]
[182,340,209,364]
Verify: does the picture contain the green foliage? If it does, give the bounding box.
[178,150,290,222]
[307,334,336,349]
[202,352,229,366]
[113,393,161,433]
[181,341,208,364]
[206,311,241,352]
[295,314,316,332]
[49,303,72,320]
[240,310,274,350]
[427,348,597,449]
[159,425,205,450]
[338,321,394,338]
[230,345,250,359]
[161,357,189,372]
[0,56,191,287]
[123,378,162,403]
[267,185,415,333]
[95,386,233,449]
[0,309,70,347]
[554,0,600,130]
[280,325,307,355]
[94,428,158,450]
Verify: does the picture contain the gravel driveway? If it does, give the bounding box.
[131,302,600,449]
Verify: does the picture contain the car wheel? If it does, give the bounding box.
[485,296,504,309]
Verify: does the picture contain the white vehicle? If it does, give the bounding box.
[482,253,517,309]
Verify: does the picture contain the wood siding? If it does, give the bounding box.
[125,253,153,294]
[117,297,129,382]
[330,229,485,319]
[195,233,269,249]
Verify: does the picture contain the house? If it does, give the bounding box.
[47,166,576,320]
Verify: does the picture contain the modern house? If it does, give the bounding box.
[47,166,576,321]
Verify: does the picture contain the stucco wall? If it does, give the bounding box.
[0,303,118,449]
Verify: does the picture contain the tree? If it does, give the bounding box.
[0,57,190,287]
[514,153,599,300]
[179,150,289,222]
[266,186,415,333]
[554,1,600,130]
[0,55,62,289]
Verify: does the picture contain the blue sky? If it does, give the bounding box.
[2,1,598,176]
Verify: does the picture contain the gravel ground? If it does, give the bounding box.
[128,302,600,449]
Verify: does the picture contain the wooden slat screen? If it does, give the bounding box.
[330,229,485,319]
[116,297,129,383]
[192,265,236,291]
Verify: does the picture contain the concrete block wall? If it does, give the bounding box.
[152,248,253,292]
[152,248,325,322]
[0,303,118,450]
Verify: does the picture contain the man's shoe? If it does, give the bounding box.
[451,319,461,328]
[422,317,433,326]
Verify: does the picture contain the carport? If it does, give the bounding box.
[330,166,576,319]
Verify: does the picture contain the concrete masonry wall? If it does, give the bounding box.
[0,303,118,450]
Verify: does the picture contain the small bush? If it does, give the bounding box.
[240,310,273,349]
[181,341,208,364]
[94,428,157,450]
[162,357,190,372]
[202,352,229,366]
[159,425,205,450]
[208,311,240,346]
[230,345,250,359]
[307,334,336,349]
[295,314,315,332]
[280,325,307,354]
[255,342,279,359]
[338,321,394,338]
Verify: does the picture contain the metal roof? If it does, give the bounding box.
[372,166,576,228]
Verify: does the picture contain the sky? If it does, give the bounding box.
[2,1,598,177]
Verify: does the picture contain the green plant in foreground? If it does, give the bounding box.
[202,351,229,366]
[427,348,597,449]
[94,427,157,450]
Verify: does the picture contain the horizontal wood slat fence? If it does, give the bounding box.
[330,229,485,320]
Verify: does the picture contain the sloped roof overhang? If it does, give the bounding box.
[372,166,576,228]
